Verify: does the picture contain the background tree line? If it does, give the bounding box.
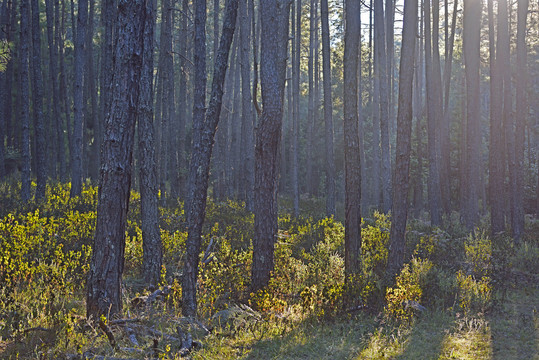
[0,0,538,318]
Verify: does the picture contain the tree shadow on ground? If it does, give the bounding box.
[489,276,539,360]
[396,311,456,360]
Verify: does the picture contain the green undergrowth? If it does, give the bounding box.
[0,180,537,359]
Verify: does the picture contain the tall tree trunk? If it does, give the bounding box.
[71,0,87,197]
[177,0,189,198]
[343,0,361,286]
[239,0,254,210]
[251,0,290,292]
[387,0,417,278]
[488,0,504,234]
[139,0,161,287]
[86,0,145,319]
[513,0,528,239]
[375,0,391,213]
[0,0,10,178]
[306,0,315,197]
[424,0,442,226]
[85,0,98,181]
[45,0,66,180]
[99,0,115,186]
[20,0,31,202]
[292,0,300,217]
[184,0,207,298]
[321,0,336,216]
[463,0,481,230]
[30,0,47,199]
[182,0,238,316]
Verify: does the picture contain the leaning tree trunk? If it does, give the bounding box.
[387,0,417,279]
[251,0,290,292]
[86,0,145,319]
[182,0,239,317]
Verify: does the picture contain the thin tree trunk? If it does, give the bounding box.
[321,0,336,216]
[70,0,87,197]
[488,0,504,234]
[86,0,145,319]
[513,0,528,239]
[292,0,300,217]
[20,0,31,202]
[343,0,361,286]
[85,0,98,181]
[306,0,315,197]
[387,0,417,279]
[375,0,391,213]
[424,0,442,226]
[182,0,238,316]
[239,0,254,210]
[30,0,47,199]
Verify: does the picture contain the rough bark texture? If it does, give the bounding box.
[387,0,417,279]
[138,0,161,287]
[70,0,87,197]
[321,0,335,216]
[463,0,481,230]
[182,0,238,317]
[306,0,315,197]
[86,0,145,319]
[343,0,361,281]
[20,0,31,202]
[252,0,290,292]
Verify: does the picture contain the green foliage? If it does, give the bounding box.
[385,258,433,321]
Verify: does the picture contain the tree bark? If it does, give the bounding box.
[239,0,254,210]
[30,0,47,200]
[138,0,161,287]
[513,0,528,240]
[20,0,31,202]
[424,0,442,226]
[70,0,87,197]
[387,0,417,279]
[343,0,361,283]
[321,0,336,216]
[375,0,391,213]
[463,0,481,230]
[182,0,239,316]
[488,0,504,234]
[251,0,290,292]
[292,0,300,217]
[86,0,145,319]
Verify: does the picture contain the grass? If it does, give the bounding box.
[0,182,538,359]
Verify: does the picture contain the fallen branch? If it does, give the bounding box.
[99,320,117,349]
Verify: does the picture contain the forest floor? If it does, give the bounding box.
[194,272,538,360]
[0,183,538,359]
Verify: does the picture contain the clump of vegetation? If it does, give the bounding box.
[0,181,537,359]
